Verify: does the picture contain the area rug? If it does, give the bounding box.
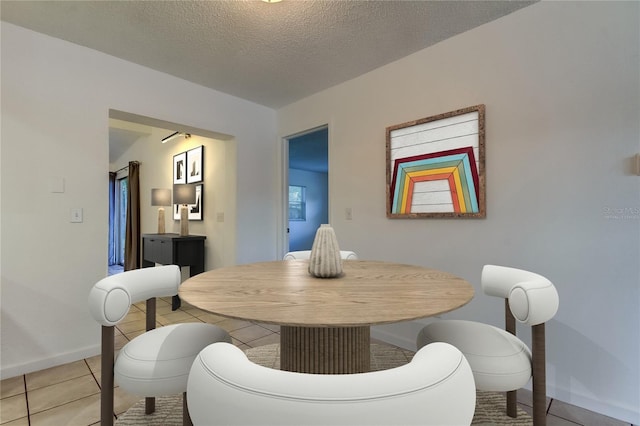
[116,343,532,425]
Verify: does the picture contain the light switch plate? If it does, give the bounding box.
[70,208,83,223]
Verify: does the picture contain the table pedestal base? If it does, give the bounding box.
[280,326,370,374]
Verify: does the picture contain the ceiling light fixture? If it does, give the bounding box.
[262,0,282,3]
[161,131,191,143]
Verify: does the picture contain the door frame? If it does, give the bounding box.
[279,124,329,258]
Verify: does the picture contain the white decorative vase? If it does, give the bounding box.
[308,224,343,278]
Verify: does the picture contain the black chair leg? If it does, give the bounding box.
[101,326,115,426]
[145,397,155,415]
[506,390,518,418]
[504,300,518,418]
[172,295,182,310]
[183,392,193,426]
[145,298,157,415]
[532,324,547,426]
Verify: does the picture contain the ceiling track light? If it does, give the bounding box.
[161,131,191,143]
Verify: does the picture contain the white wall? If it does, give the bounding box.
[288,168,328,251]
[2,2,639,422]
[278,2,639,423]
[0,22,277,378]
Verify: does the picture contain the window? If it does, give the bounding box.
[109,171,128,266]
[115,176,128,265]
[289,185,306,221]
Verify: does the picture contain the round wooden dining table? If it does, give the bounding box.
[179,259,474,374]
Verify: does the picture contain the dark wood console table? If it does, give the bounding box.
[142,233,206,310]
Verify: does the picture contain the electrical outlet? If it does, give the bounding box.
[217,212,224,222]
[70,208,83,223]
[345,207,352,220]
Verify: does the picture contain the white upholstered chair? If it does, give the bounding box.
[88,265,231,426]
[187,341,476,426]
[416,265,559,426]
[283,250,358,260]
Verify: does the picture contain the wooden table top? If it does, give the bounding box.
[179,260,474,327]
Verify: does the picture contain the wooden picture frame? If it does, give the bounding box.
[386,105,485,218]
[186,145,204,184]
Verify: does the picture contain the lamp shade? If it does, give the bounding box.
[173,184,196,205]
[151,188,172,206]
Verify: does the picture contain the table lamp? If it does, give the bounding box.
[173,184,196,236]
[151,188,172,234]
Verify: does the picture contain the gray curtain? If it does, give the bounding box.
[124,161,140,271]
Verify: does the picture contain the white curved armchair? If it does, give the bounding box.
[88,265,231,426]
[187,341,476,426]
[417,265,559,426]
[283,250,358,260]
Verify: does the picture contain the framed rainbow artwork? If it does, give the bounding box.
[386,105,485,218]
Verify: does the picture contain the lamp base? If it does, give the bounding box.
[157,208,166,234]
[180,205,189,236]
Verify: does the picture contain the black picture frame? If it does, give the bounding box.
[173,184,203,221]
[186,145,204,184]
[173,152,186,184]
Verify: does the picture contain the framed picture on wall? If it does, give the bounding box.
[386,104,485,218]
[189,184,203,220]
[187,145,204,183]
[173,184,203,221]
[173,152,186,184]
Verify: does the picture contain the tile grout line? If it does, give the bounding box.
[23,376,103,417]
[23,374,31,426]
[86,358,101,390]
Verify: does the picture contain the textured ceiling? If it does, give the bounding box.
[1,0,535,109]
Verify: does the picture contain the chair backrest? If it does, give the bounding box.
[481,264,559,326]
[283,250,358,260]
[88,265,181,326]
[187,341,476,426]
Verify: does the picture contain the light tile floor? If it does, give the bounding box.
[0,297,633,426]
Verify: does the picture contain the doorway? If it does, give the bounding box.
[286,126,329,252]
[107,109,239,272]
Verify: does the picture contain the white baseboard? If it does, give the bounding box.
[547,387,640,425]
[0,344,101,380]
[371,327,415,350]
[371,317,441,351]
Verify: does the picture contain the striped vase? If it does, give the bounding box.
[308,224,343,278]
